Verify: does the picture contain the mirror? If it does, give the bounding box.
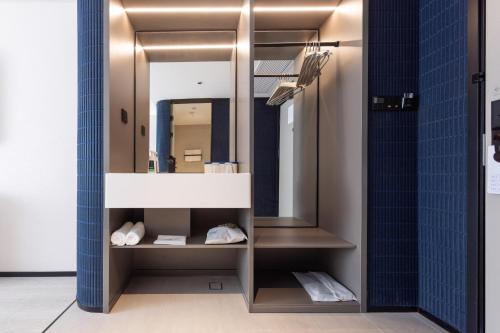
[253,30,319,227]
[134,31,237,173]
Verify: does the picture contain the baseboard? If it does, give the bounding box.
[368,305,459,332]
[368,306,418,312]
[418,308,460,333]
[0,271,76,277]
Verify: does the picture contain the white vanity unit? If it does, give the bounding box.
[105,173,251,208]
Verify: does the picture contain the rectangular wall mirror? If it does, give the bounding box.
[134,31,237,174]
[253,30,319,227]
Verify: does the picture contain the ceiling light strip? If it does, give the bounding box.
[125,6,336,14]
[143,44,236,51]
[254,6,336,12]
[125,7,242,13]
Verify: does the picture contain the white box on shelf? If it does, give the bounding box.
[105,173,251,208]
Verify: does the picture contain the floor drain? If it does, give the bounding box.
[209,281,223,290]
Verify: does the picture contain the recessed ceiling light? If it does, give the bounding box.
[142,44,235,51]
[254,6,336,12]
[125,7,242,14]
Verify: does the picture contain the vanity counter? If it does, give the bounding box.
[105,173,251,208]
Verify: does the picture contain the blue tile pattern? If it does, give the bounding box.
[77,0,104,311]
[418,0,468,330]
[211,99,230,163]
[254,98,280,217]
[156,100,171,172]
[368,0,419,308]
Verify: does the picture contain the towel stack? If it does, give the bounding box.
[111,221,145,246]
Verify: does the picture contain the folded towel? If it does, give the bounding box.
[125,222,145,246]
[292,271,357,302]
[111,222,134,246]
[310,272,357,301]
[154,235,186,246]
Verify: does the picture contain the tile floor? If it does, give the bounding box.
[0,277,75,333]
[0,277,448,333]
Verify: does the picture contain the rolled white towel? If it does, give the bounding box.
[111,222,133,246]
[125,222,145,246]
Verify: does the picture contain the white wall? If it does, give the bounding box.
[279,100,294,217]
[486,0,500,330]
[149,62,232,151]
[149,62,232,116]
[0,0,76,271]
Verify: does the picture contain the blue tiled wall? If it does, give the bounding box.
[211,99,230,163]
[77,0,104,311]
[254,98,280,217]
[368,0,419,308]
[418,0,468,330]
[156,100,171,172]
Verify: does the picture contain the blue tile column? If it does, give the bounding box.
[77,0,104,312]
[418,0,468,330]
[367,0,419,308]
[156,100,172,172]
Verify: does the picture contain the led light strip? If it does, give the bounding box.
[125,7,241,13]
[142,44,236,50]
[254,6,336,12]
[125,6,336,14]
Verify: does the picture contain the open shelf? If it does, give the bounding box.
[111,233,247,249]
[254,217,316,228]
[124,271,243,295]
[253,271,360,313]
[254,227,356,249]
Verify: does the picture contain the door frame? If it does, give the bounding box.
[466,0,486,332]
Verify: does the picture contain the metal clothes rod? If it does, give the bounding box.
[254,74,299,78]
[254,41,340,48]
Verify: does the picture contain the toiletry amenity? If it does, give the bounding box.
[293,271,356,302]
[111,221,134,246]
[153,235,187,246]
[125,222,145,246]
[205,224,247,244]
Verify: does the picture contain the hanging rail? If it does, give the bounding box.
[254,41,340,48]
[254,74,299,78]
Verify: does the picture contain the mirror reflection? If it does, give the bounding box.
[253,30,319,226]
[135,31,236,174]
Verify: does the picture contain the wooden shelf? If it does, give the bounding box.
[253,288,360,313]
[111,234,247,249]
[254,227,356,249]
[254,217,316,228]
[253,271,360,313]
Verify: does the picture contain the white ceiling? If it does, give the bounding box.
[137,31,236,62]
[122,0,243,31]
[150,62,232,116]
[121,0,339,31]
[173,103,212,126]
